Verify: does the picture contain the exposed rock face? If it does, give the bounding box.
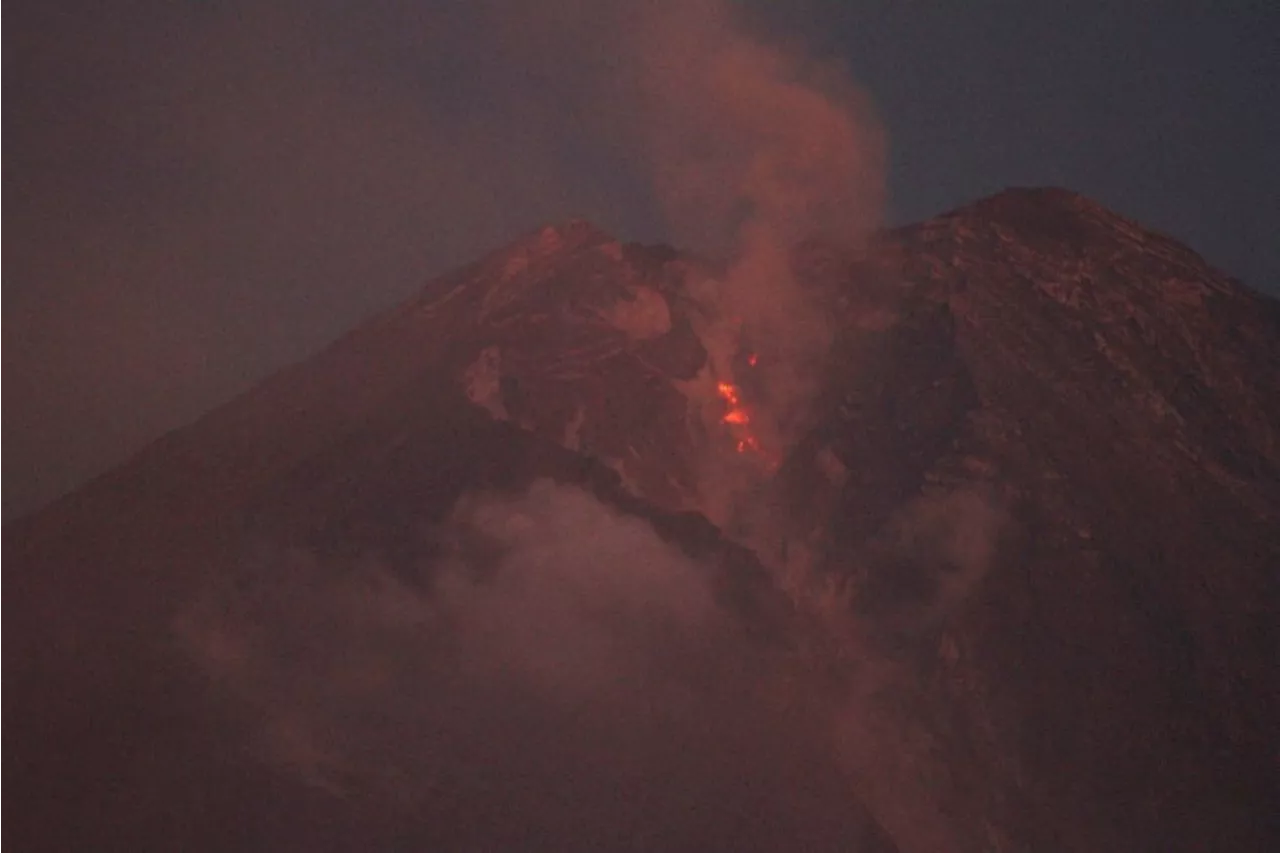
[7,189,1278,852]
[798,189,1280,852]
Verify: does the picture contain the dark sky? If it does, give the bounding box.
[6,0,1278,519]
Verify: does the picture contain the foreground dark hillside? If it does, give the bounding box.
[7,188,1278,852]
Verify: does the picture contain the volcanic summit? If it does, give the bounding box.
[7,188,1279,852]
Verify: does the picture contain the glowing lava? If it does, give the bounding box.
[716,379,760,454]
[712,351,773,460]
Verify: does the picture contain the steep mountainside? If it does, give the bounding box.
[7,188,1278,852]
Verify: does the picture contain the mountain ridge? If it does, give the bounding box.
[7,187,1278,852]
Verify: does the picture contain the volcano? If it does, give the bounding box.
[7,188,1279,852]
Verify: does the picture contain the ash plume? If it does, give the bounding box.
[520,0,889,526]
[631,0,885,481]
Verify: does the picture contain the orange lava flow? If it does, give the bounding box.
[717,380,740,406]
[716,380,760,455]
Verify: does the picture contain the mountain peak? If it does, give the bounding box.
[943,185,1118,218]
[898,185,1260,300]
[927,185,1141,237]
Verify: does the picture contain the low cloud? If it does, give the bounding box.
[178,481,879,849]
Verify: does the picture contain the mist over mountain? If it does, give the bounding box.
[7,187,1279,852]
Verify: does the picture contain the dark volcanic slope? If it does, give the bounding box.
[794,188,1280,851]
[7,188,1279,853]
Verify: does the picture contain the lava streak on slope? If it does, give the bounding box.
[715,354,773,464]
[716,380,757,453]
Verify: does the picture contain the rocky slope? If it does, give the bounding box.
[7,188,1278,852]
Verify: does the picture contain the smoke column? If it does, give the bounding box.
[650,2,881,398]
[604,0,886,524]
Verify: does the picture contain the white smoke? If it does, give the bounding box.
[629,0,885,525]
